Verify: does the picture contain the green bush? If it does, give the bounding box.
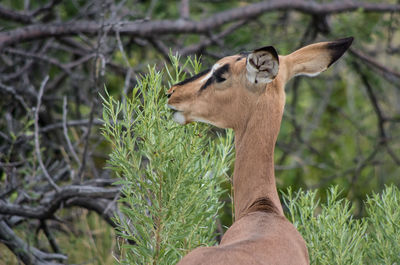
[283,187,367,265]
[366,185,400,264]
[284,185,400,265]
[102,57,234,265]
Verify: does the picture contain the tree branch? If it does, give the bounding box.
[63,96,81,167]
[0,185,120,219]
[34,76,61,192]
[0,4,32,24]
[1,1,400,49]
[349,48,400,84]
[0,220,66,265]
[40,119,104,133]
[179,0,190,20]
[356,64,400,165]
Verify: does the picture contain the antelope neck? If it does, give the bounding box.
[233,93,284,220]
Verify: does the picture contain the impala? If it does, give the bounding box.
[167,37,353,265]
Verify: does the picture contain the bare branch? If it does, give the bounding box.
[350,48,400,83]
[76,14,106,183]
[30,0,63,17]
[63,97,81,167]
[0,185,120,219]
[65,197,120,228]
[148,37,172,62]
[180,0,190,20]
[0,220,66,265]
[180,19,248,56]
[356,65,400,165]
[4,47,72,74]
[40,119,104,133]
[40,220,62,254]
[1,1,400,49]
[34,75,61,192]
[0,82,30,111]
[0,4,32,24]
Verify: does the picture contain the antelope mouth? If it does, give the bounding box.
[167,104,187,125]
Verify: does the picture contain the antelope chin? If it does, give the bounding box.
[172,111,186,125]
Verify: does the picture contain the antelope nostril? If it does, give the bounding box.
[167,93,172,98]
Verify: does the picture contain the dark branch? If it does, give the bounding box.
[350,48,400,83]
[0,5,32,24]
[0,185,120,219]
[0,220,66,265]
[40,119,104,133]
[1,1,400,49]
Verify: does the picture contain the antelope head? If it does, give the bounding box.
[167,38,353,131]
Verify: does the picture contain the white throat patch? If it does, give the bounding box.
[173,112,186,125]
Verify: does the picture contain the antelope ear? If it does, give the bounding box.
[246,46,279,84]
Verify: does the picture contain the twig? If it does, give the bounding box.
[148,37,172,63]
[0,59,33,82]
[179,0,190,20]
[63,96,81,167]
[277,24,318,166]
[0,82,30,111]
[115,30,134,98]
[4,48,73,74]
[76,95,95,183]
[77,0,107,182]
[356,63,400,165]
[180,19,248,56]
[103,191,121,215]
[40,119,104,133]
[350,48,400,84]
[30,0,63,17]
[312,148,379,189]
[145,0,158,19]
[40,220,62,254]
[34,75,61,192]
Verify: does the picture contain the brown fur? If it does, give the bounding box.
[168,38,353,265]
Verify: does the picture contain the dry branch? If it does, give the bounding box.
[34,76,61,192]
[350,48,400,83]
[0,5,32,24]
[1,1,400,50]
[0,185,120,219]
[0,220,66,265]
